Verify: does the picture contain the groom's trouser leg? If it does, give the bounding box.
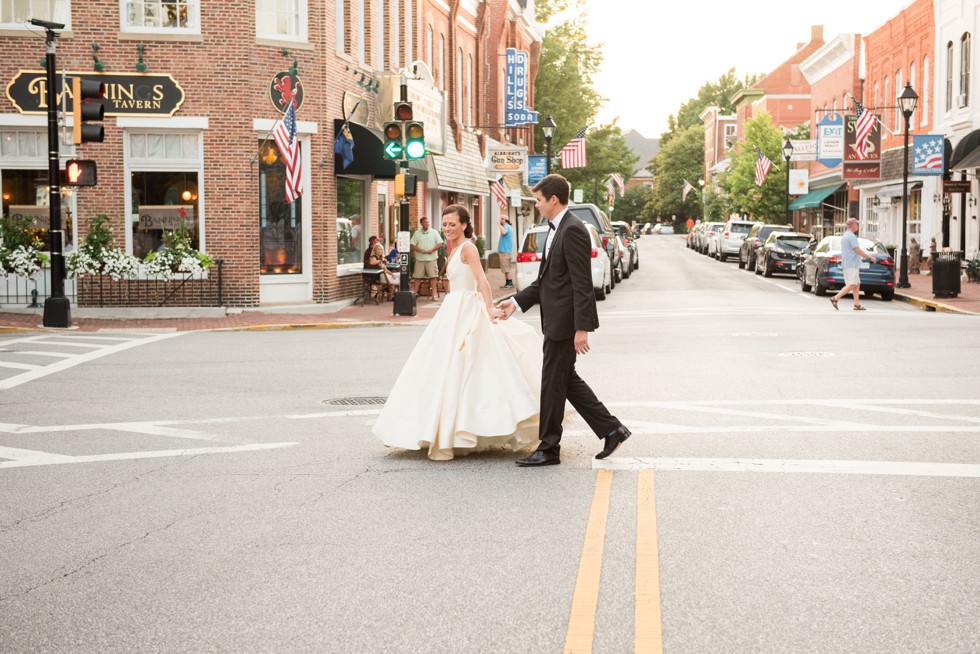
[538,337,573,452]
[566,368,620,439]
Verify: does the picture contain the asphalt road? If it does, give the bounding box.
[1,234,979,653]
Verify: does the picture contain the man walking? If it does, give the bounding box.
[499,174,630,466]
[411,216,443,301]
[497,215,515,288]
[831,217,878,311]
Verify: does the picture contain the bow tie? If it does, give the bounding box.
[548,221,556,230]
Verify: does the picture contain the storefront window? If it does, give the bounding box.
[337,177,365,267]
[1,0,68,27]
[259,139,302,274]
[131,171,199,259]
[256,0,306,41]
[123,0,199,31]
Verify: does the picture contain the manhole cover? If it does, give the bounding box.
[323,397,387,406]
[778,351,836,358]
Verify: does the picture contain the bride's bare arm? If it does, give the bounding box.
[461,241,501,318]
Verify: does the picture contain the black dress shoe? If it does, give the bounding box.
[516,450,560,467]
[595,426,631,459]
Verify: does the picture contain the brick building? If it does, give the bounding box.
[0,1,542,309]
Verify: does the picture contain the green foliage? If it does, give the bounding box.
[0,213,41,251]
[648,125,704,220]
[610,186,653,225]
[720,112,790,223]
[475,235,486,259]
[559,122,638,204]
[79,214,114,253]
[661,68,760,146]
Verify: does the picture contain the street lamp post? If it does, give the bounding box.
[783,138,794,226]
[542,115,556,176]
[698,178,706,219]
[897,83,918,289]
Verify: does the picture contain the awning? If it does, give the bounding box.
[788,183,845,210]
[429,132,489,196]
[950,129,980,169]
[332,119,428,181]
[876,181,922,200]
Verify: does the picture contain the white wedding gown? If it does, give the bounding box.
[373,250,542,460]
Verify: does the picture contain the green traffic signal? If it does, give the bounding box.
[405,121,426,159]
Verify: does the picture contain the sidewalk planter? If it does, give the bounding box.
[931,251,961,298]
[966,258,980,283]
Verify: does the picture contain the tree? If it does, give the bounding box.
[721,112,789,223]
[648,124,704,222]
[556,121,638,205]
[660,68,760,147]
[609,185,653,225]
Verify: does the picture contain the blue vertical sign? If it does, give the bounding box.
[526,155,547,185]
[816,112,844,169]
[505,48,538,127]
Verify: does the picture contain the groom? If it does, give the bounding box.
[499,174,630,466]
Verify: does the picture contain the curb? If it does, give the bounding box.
[894,292,980,316]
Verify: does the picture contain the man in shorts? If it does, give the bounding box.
[410,216,443,300]
[831,217,878,311]
[497,215,514,288]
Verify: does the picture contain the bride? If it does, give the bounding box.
[373,204,541,460]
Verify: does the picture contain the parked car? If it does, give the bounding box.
[569,203,622,285]
[739,223,792,271]
[615,234,632,279]
[700,222,726,256]
[798,235,895,300]
[755,232,812,277]
[715,219,757,262]
[654,223,674,235]
[611,220,639,273]
[515,223,612,299]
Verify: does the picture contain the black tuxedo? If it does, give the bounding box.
[513,210,620,453]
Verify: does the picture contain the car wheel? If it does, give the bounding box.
[595,284,606,301]
[800,269,812,292]
[754,256,764,275]
[634,256,639,270]
[609,270,616,290]
[814,275,828,296]
[614,264,622,283]
[763,259,774,277]
[738,253,745,269]
[746,255,755,272]
[719,252,727,262]
[880,289,894,301]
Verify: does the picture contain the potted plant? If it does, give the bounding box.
[885,244,897,260]
[66,214,139,279]
[0,214,49,279]
[966,256,980,283]
[475,234,487,271]
[143,223,214,279]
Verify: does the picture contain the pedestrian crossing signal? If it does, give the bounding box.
[64,159,97,186]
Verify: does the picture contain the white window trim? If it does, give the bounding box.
[256,0,309,43]
[0,0,70,30]
[118,0,201,35]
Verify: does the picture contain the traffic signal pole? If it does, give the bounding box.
[33,19,70,327]
[393,76,416,316]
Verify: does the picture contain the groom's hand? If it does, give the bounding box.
[496,299,517,320]
[574,330,590,355]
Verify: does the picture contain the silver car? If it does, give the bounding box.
[715,219,758,262]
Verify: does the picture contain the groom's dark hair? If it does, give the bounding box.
[533,174,570,205]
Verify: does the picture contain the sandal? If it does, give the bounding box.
[830,298,838,310]
[853,305,866,311]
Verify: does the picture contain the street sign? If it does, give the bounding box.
[944,180,971,193]
[788,139,817,161]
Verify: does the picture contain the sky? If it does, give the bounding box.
[576,0,916,138]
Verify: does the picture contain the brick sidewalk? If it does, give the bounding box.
[0,266,519,333]
[894,271,980,315]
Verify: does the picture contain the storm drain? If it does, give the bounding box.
[778,351,836,358]
[323,397,387,406]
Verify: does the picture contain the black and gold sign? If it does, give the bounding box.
[6,70,185,117]
[269,72,303,113]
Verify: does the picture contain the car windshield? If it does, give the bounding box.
[759,226,789,239]
[612,224,630,237]
[569,207,601,231]
[521,230,548,255]
[775,236,810,250]
[729,223,753,233]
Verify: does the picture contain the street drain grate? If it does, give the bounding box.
[323,397,387,406]
[778,351,836,358]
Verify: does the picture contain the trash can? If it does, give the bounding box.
[931,250,961,298]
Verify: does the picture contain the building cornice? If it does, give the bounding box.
[800,34,856,85]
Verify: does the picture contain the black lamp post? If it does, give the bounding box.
[698,178,706,219]
[898,83,918,288]
[783,138,794,226]
[542,115,556,176]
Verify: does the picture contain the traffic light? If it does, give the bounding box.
[383,121,404,159]
[393,101,413,121]
[64,159,97,186]
[405,121,426,159]
[71,77,105,145]
[394,173,418,198]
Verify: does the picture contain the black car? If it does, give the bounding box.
[569,203,623,284]
[611,220,638,274]
[739,223,792,271]
[755,232,812,277]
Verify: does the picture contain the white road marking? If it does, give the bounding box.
[776,283,801,293]
[34,341,104,348]
[0,443,297,469]
[0,361,39,371]
[14,350,76,358]
[593,456,980,478]
[0,332,185,390]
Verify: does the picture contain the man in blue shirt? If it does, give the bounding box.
[497,215,515,288]
[831,217,878,311]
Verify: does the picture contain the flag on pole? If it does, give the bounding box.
[559,129,588,168]
[609,172,625,197]
[334,122,355,169]
[682,179,695,202]
[490,179,508,209]
[852,98,876,160]
[912,134,944,175]
[754,147,773,187]
[273,101,303,203]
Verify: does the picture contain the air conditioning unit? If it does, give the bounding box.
[957,93,969,108]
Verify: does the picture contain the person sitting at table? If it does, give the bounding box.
[367,240,399,299]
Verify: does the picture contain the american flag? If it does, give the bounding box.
[609,172,625,197]
[273,101,303,203]
[682,179,694,202]
[912,134,944,174]
[559,129,588,168]
[490,179,508,209]
[853,98,876,160]
[754,147,773,187]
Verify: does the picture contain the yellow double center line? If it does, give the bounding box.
[563,470,664,654]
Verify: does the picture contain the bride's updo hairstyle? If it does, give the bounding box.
[442,204,473,239]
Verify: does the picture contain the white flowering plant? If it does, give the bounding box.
[66,214,139,279]
[0,214,49,279]
[143,223,214,279]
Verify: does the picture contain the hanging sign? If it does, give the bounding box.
[6,70,184,116]
[504,49,538,126]
[487,146,527,173]
[270,72,303,113]
[816,112,844,168]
